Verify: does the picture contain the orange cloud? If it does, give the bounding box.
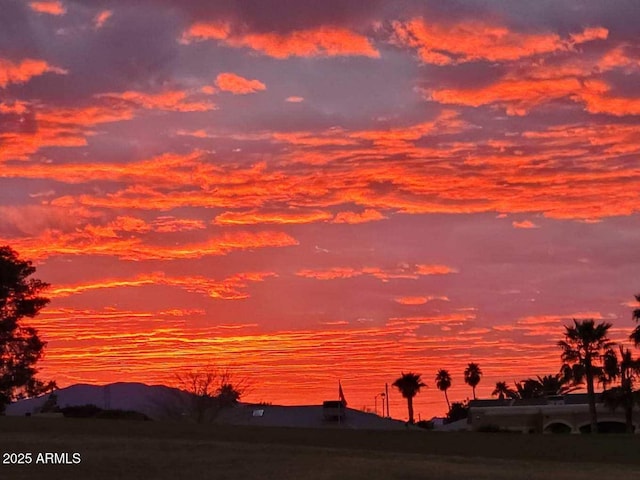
[182,21,231,42]
[5,109,640,223]
[37,102,135,125]
[0,101,28,114]
[394,295,449,305]
[332,209,387,224]
[78,215,205,238]
[0,99,138,162]
[10,137,639,222]
[0,204,96,236]
[94,10,112,29]
[512,220,539,229]
[50,271,277,301]
[415,264,458,275]
[297,264,458,282]
[598,45,640,73]
[0,58,67,88]
[273,129,359,147]
[2,228,298,261]
[427,77,583,116]
[350,109,470,148]
[422,39,639,117]
[395,296,428,305]
[98,90,215,112]
[569,26,609,45]
[29,1,65,15]
[151,217,206,233]
[579,80,640,116]
[183,22,379,59]
[286,96,304,103]
[392,19,606,65]
[215,73,266,95]
[215,209,332,225]
[1,150,202,182]
[176,129,213,138]
[516,312,603,326]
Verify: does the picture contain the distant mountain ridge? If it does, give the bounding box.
[6,382,415,430]
[5,382,191,419]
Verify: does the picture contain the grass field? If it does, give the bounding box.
[1,417,639,479]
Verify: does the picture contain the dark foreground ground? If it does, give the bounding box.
[1,417,639,479]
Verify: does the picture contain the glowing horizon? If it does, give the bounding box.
[2,0,639,420]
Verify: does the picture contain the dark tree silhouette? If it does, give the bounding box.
[558,319,614,434]
[0,246,55,412]
[446,401,469,423]
[514,373,580,399]
[174,367,247,422]
[435,369,452,410]
[601,345,640,433]
[491,381,517,400]
[630,294,640,346]
[392,372,425,424]
[535,374,580,396]
[464,362,482,399]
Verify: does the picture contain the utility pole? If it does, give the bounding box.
[385,383,390,418]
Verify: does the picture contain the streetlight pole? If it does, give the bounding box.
[385,383,390,418]
[380,392,386,417]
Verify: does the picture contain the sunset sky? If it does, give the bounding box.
[1,0,639,420]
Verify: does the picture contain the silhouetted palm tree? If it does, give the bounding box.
[558,319,614,434]
[464,363,482,399]
[515,379,540,399]
[514,373,580,399]
[601,345,640,433]
[630,294,640,346]
[392,372,426,424]
[491,381,516,400]
[535,374,580,396]
[435,369,452,410]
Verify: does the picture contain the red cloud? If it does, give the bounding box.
[215,73,266,95]
[50,271,277,301]
[512,220,539,229]
[29,1,66,15]
[392,19,607,65]
[415,264,458,275]
[427,77,583,116]
[94,10,112,29]
[579,80,640,116]
[333,209,386,224]
[395,296,428,305]
[297,264,458,281]
[215,209,332,225]
[98,90,216,112]
[0,58,67,88]
[569,26,609,44]
[1,228,298,261]
[428,75,640,117]
[183,22,379,59]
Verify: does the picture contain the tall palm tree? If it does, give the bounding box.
[601,345,640,433]
[491,381,516,400]
[535,374,580,396]
[392,372,426,424]
[435,369,452,410]
[630,294,640,346]
[464,363,482,399]
[558,319,614,434]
